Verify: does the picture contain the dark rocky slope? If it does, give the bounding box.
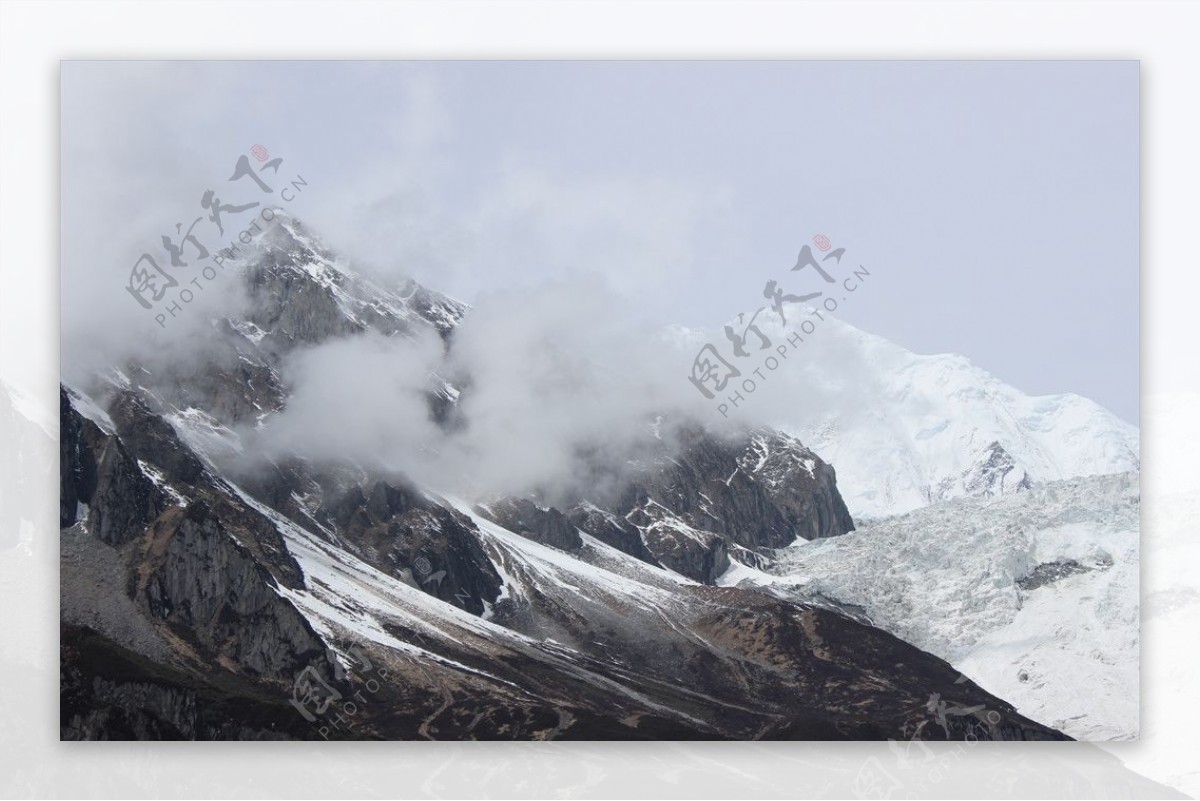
[59,213,1067,741]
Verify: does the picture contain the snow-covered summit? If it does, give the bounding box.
[753,314,1139,518]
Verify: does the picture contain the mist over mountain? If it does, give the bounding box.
[65,212,1136,520]
[58,212,1136,742]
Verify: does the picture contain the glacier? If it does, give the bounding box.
[721,471,1139,740]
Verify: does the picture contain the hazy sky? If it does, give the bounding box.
[61,60,1138,421]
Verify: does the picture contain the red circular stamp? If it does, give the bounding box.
[813,234,832,252]
[251,144,269,162]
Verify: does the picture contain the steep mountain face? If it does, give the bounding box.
[60,384,1067,742]
[722,472,1139,741]
[316,479,505,617]
[569,427,854,583]
[763,316,1140,519]
[107,214,465,434]
[240,215,466,351]
[60,387,342,739]
[478,498,584,552]
[98,211,854,588]
[59,212,1067,741]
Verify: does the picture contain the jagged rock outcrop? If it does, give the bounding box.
[623,499,730,583]
[226,455,505,616]
[141,501,327,679]
[106,390,208,486]
[566,502,658,564]
[577,427,855,583]
[60,387,164,545]
[477,498,582,551]
[239,216,465,357]
[960,441,1033,498]
[60,387,334,692]
[316,480,503,616]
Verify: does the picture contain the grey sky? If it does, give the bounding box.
[61,60,1138,422]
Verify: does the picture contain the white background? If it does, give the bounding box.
[1,1,1198,798]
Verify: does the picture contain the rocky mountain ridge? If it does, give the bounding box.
[59,213,1068,741]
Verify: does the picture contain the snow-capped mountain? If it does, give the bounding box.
[58,213,1076,742]
[722,471,1139,740]
[752,315,1140,519]
[59,378,1057,741]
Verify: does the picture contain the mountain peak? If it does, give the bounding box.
[760,314,1139,518]
[227,214,466,356]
